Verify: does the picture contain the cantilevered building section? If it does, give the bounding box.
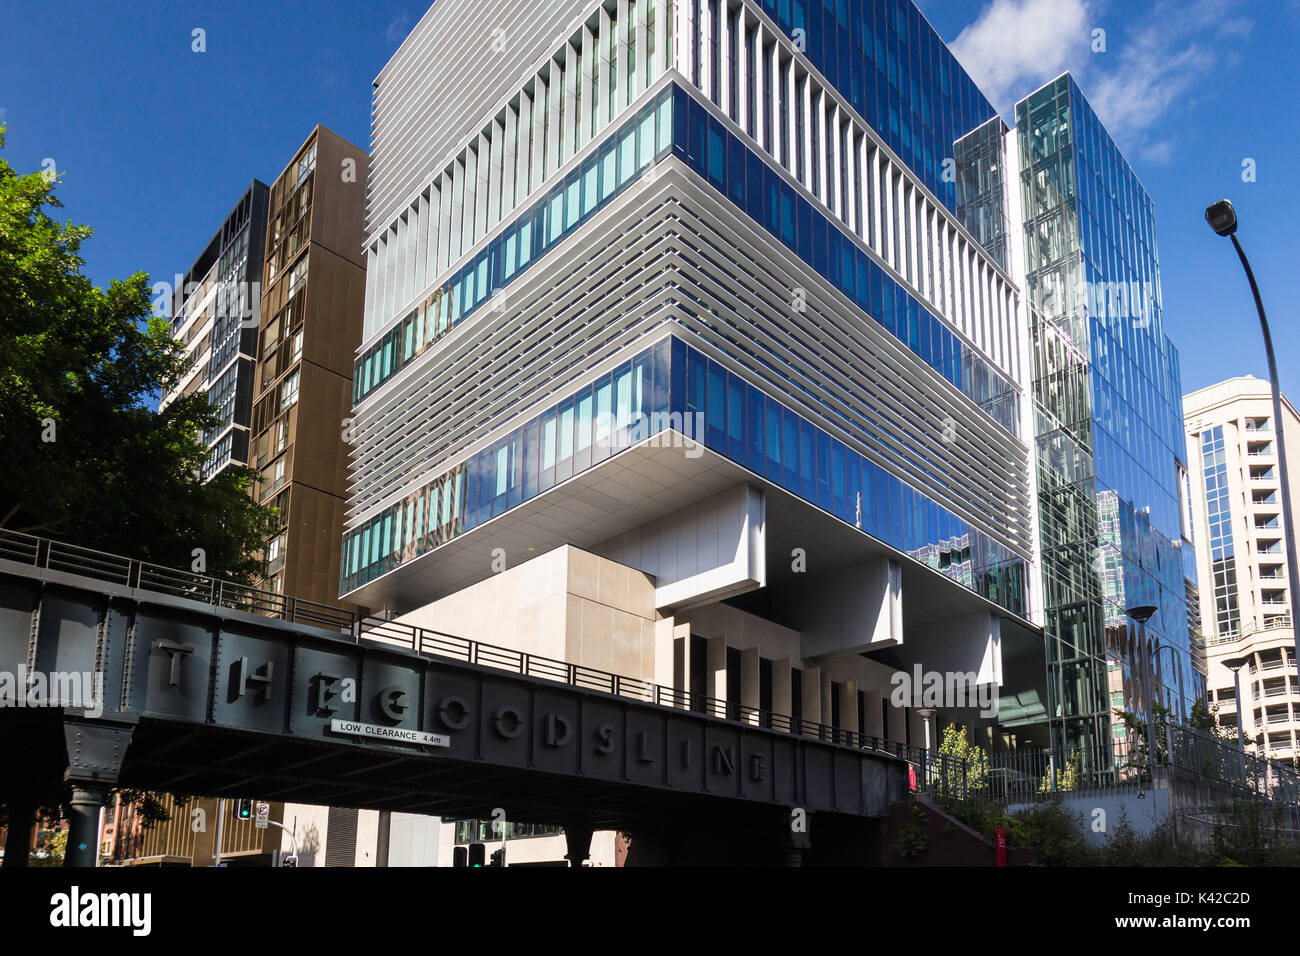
[1185,377,1300,758]
[1007,74,1203,751]
[161,182,269,482]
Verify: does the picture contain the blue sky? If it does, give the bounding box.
[2,0,1297,400]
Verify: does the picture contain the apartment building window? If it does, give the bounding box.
[281,370,300,409]
[297,142,317,186]
[266,532,287,573]
[287,254,309,300]
[262,316,280,359]
[290,329,303,363]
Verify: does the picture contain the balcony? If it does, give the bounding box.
[1266,708,1291,726]
[1261,680,1290,699]
[1251,466,1277,481]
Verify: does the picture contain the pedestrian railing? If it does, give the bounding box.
[0,527,354,632]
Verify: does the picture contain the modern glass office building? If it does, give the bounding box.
[1011,74,1202,751]
[339,2,1208,833]
[343,0,1044,780]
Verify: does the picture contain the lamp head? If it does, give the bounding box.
[1126,605,1158,625]
[1205,199,1238,237]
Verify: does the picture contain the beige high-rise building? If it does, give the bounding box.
[1185,376,1300,761]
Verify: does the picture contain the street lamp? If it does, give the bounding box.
[1206,199,1300,705]
[1222,655,1250,790]
[1127,605,1159,793]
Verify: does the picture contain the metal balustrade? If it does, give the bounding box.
[356,614,918,760]
[0,527,354,632]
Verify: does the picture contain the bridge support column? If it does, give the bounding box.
[564,822,594,868]
[65,785,108,869]
[784,807,811,867]
[61,711,137,868]
[784,824,811,867]
[1,799,34,867]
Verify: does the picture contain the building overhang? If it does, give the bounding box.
[346,434,1042,649]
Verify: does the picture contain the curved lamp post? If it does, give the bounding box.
[1205,200,1300,708]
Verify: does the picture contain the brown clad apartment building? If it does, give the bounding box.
[252,125,368,606]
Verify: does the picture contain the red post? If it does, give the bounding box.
[995,826,1007,867]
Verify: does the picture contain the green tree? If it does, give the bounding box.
[0,126,276,581]
[937,723,989,801]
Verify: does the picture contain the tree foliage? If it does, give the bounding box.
[0,125,276,581]
[936,723,989,800]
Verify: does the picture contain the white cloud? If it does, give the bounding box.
[1085,0,1253,160]
[386,11,411,45]
[950,0,1254,165]
[950,0,1093,112]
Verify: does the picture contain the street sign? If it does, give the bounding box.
[329,718,450,747]
[255,802,270,830]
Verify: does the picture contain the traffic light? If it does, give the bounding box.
[236,799,253,820]
[453,845,468,867]
[467,842,486,867]
[489,847,506,867]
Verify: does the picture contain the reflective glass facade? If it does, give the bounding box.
[954,116,1010,271]
[1017,74,1201,748]
[354,81,1020,438]
[1200,426,1239,638]
[353,88,677,404]
[671,84,1020,436]
[744,0,997,215]
[341,335,1028,614]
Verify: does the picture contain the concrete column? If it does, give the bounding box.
[740,646,760,725]
[843,681,859,740]
[376,809,391,867]
[802,666,822,737]
[2,800,33,867]
[706,635,727,717]
[772,657,793,730]
[672,623,694,710]
[863,688,885,739]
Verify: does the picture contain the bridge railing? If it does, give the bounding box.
[356,615,915,760]
[0,528,354,632]
[0,527,917,763]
